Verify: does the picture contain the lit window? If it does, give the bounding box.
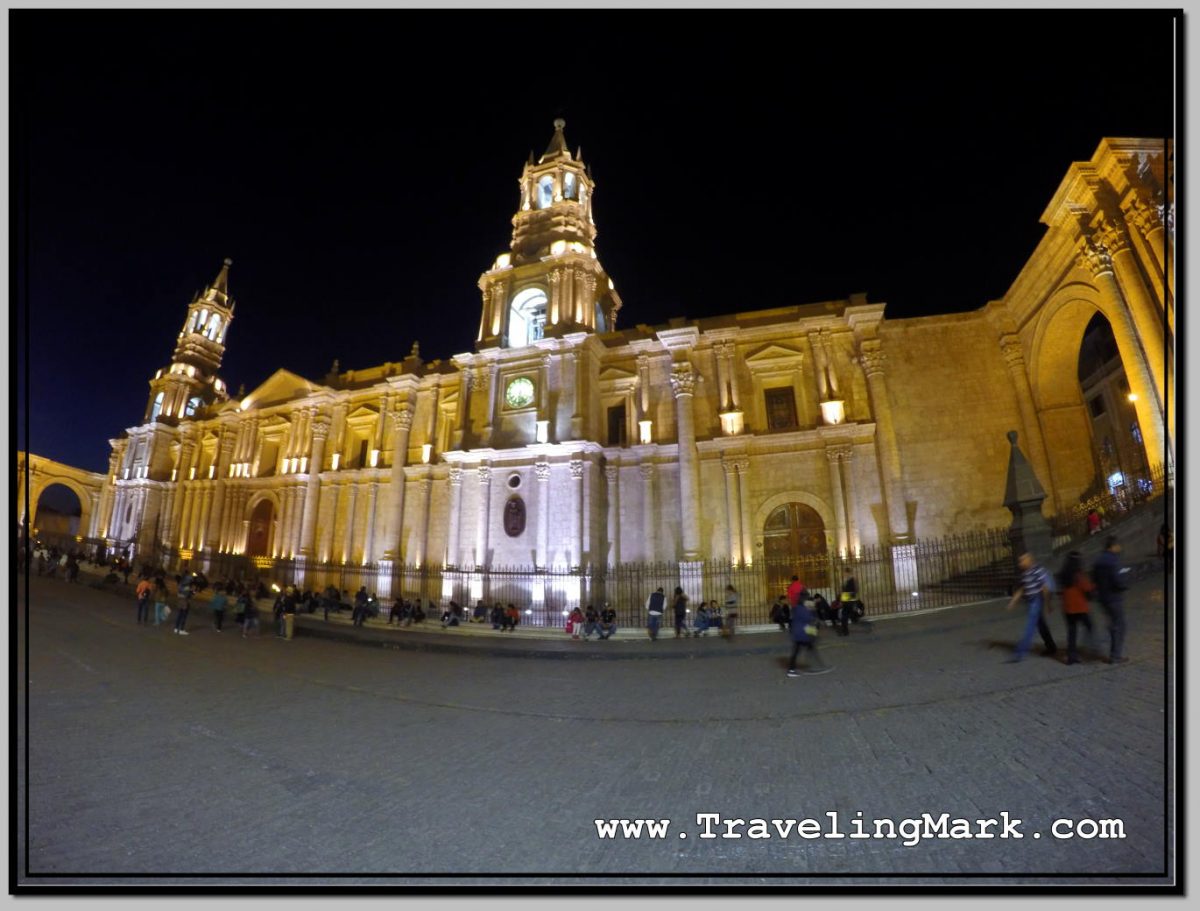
[149,392,164,421]
[564,172,577,200]
[537,175,554,209]
[508,287,548,348]
[184,396,202,417]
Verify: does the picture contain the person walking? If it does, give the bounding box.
[786,582,832,677]
[722,584,739,638]
[241,592,259,637]
[645,587,665,641]
[1057,551,1095,665]
[352,586,369,627]
[153,578,171,626]
[1004,551,1057,662]
[1092,535,1129,664]
[210,586,229,633]
[671,587,689,639]
[174,573,194,635]
[135,576,154,626]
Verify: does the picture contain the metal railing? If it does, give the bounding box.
[55,528,1015,628]
[1049,463,1172,540]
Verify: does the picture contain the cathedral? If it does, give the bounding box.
[32,122,1172,609]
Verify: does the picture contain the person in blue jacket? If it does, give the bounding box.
[1092,535,1129,664]
[787,581,833,677]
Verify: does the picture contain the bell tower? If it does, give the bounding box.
[476,119,623,350]
[144,258,235,424]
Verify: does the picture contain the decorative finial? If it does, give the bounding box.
[409,341,420,358]
[1007,430,1018,445]
[223,257,233,267]
[554,117,566,131]
[237,383,246,397]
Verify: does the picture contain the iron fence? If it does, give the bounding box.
[57,528,1015,628]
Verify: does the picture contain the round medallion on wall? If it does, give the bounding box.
[505,376,535,409]
[503,496,527,538]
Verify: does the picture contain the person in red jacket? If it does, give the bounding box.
[1058,551,1095,665]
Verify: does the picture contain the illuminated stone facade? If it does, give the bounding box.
[87,128,1171,582]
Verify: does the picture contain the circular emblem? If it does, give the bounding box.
[503,496,527,538]
[505,376,535,409]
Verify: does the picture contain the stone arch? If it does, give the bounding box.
[1026,280,1163,506]
[29,476,95,541]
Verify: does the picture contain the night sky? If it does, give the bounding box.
[14,10,1177,477]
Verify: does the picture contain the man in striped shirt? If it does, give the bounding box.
[1004,551,1058,663]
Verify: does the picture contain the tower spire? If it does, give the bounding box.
[540,117,571,163]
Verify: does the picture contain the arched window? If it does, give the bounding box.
[508,287,548,348]
[563,172,577,200]
[205,314,222,340]
[594,301,607,333]
[149,392,164,421]
[537,175,555,209]
[184,396,202,418]
[578,184,587,210]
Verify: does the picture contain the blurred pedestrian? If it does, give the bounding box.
[1004,552,1057,662]
[1093,536,1129,664]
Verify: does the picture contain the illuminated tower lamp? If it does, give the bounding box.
[820,400,846,425]
[638,420,654,445]
[718,410,744,436]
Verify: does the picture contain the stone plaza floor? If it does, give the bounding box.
[15,571,1174,887]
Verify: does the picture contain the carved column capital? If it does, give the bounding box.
[825,445,852,464]
[639,462,655,481]
[857,339,886,377]
[548,269,562,287]
[1076,237,1115,278]
[477,464,491,484]
[391,403,414,431]
[535,460,552,482]
[604,465,619,483]
[1093,215,1132,255]
[569,459,584,481]
[669,363,696,398]
[1124,194,1165,236]
[448,466,463,486]
[310,417,331,442]
[999,334,1026,370]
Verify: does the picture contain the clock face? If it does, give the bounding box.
[505,377,535,409]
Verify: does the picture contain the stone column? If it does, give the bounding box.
[384,404,413,561]
[168,436,196,545]
[363,481,379,563]
[445,466,463,567]
[825,446,849,556]
[1125,195,1171,302]
[605,464,620,567]
[535,460,551,569]
[481,364,498,447]
[1077,240,1170,469]
[735,459,754,566]
[570,458,584,568]
[640,462,656,562]
[412,474,432,568]
[999,334,1055,506]
[452,369,472,450]
[858,339,910,543]
[178,486,195,550]
[548,268,562,325]
[1096,218,1168,415]
[475,464,492,568]
[840,448,859,554]
[196,486,214,552]
[341,483,358,564]
[299,415,330,557]
[205,432,236,550]
[670,363,701,561]
[722,458,742,563]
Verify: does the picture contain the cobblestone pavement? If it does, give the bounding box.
[15,572,1174,887]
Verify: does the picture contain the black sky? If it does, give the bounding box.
[14,9,1177,475]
